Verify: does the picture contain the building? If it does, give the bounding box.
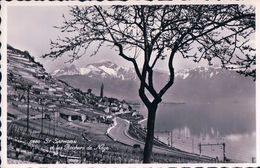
[59,108,86,122]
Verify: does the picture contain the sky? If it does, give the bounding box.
[7,5,208,73]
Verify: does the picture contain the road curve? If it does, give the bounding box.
[107,117,214,162]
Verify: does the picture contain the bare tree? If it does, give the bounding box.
[43,5,255,163]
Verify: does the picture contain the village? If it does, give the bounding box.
[7,44,143,125]
[7,45,219,164]
[6,45,154,164]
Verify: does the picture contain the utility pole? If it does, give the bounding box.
[41,99,44,134]
[54,112,56,136]
[26,85,31,134]
[223,142,226,162]
[49,118,51,136]
[167,131,170,146]
[198,143,201,155]
[170,131,173,147]
[198,142,226,162]
[192,137,194,153]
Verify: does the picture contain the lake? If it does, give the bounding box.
[138,102,256,162]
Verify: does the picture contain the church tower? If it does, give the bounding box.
[100,83,104,98]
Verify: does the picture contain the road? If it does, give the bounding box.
[107,117,214,162]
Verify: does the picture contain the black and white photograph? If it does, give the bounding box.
[1,0,258,166]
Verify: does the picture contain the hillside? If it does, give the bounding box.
[7,44,97,122]
[6,45,128,163]
[7,45,216,164]
[7,45,142,137]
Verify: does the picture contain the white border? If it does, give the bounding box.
[1,0,259,167]
[1,1,8,168]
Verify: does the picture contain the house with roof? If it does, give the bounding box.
[58,108,86,122]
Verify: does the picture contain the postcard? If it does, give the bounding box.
[1,0,259,167]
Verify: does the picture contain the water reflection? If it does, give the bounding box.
[138,103,256,162]
[154,127,255,162]
[139,103,255,136]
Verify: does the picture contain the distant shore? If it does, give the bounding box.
[161,102,185,104]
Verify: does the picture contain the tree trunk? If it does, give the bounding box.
[143,103,158,163]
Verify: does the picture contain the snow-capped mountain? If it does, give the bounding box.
[52,64,80,76]
[175,66,221,80]
[52,61,136,80]
[54,61,255,103]
[52,61,223,81]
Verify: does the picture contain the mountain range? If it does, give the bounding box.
[52,61,255,104]
[52,61,136,80]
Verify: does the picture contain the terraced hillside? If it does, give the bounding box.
[7,45,111,138]
[7,45,129,163]
[6,45,217,164]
